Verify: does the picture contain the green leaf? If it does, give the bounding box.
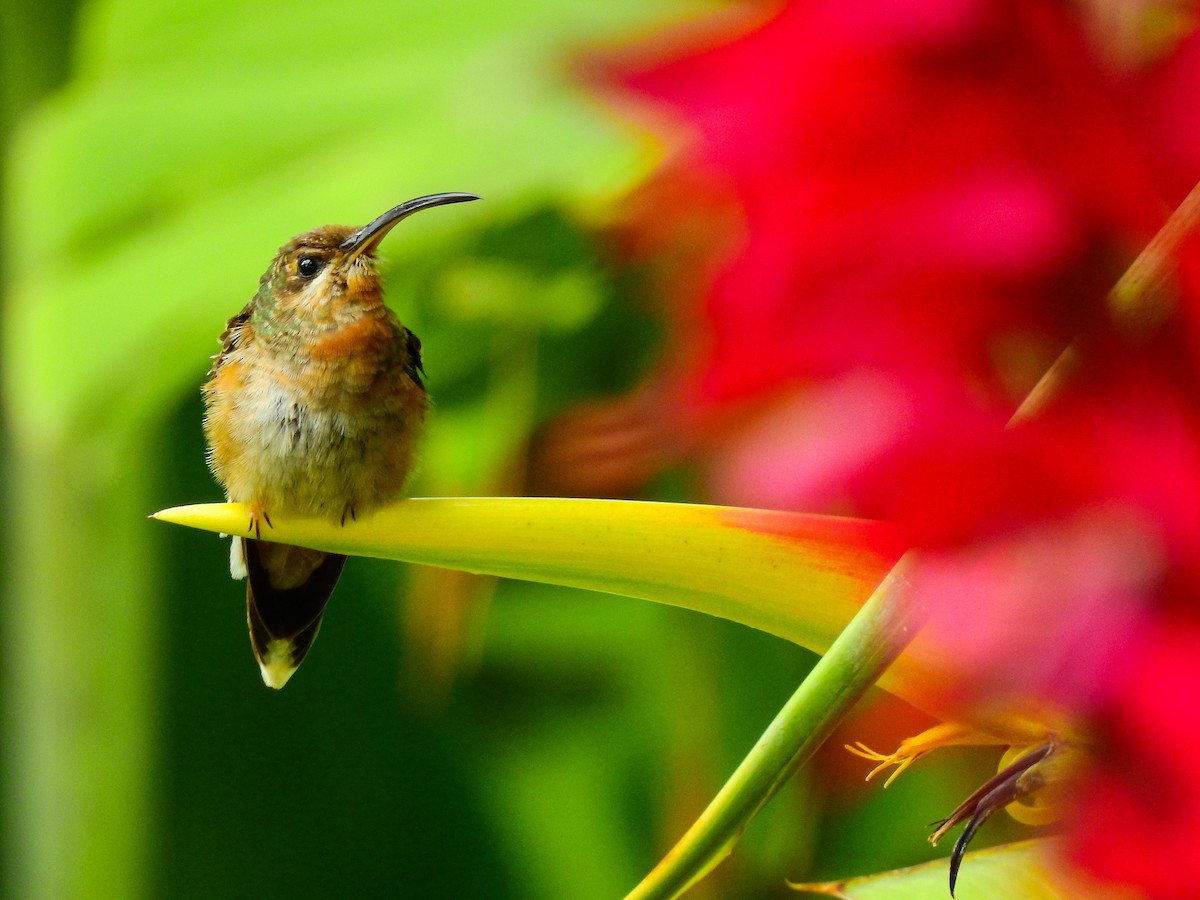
[788,839,1119,900]
[4,0,701,449]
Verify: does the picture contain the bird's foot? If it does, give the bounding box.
[248,503,273,539]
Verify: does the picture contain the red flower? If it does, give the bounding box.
[1066,619,1200,899]
[616,0,1166,409]
[606,1,1200,895]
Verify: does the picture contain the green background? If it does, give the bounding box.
[0,1,1005,897]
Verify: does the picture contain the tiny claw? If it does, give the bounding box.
[340,505,357,527]
[248,506,273,539]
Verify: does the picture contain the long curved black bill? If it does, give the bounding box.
[341,192,480,260]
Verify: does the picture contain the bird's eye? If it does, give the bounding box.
[297,255,323,278]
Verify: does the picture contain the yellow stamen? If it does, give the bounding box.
[845,722,1010,787]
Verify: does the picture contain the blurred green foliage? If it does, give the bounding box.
[1,0,1004,898]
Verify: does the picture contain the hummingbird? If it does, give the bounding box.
[202,192,479,689]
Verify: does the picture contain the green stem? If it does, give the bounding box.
[1013,178,1200,426]
[1108,178,1200,337]
[623,555,924,900]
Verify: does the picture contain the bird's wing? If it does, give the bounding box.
[206,306,253,380]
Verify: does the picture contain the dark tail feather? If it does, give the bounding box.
[243,538,347,688]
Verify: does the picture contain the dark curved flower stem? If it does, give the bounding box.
[929,741,1056,897]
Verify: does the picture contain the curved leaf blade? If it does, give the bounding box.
[789,839,1132,900]
[154,497,904,656]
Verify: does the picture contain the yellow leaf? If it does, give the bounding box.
[154,496,902,654]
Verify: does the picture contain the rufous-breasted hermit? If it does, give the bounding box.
[202,193,479,688]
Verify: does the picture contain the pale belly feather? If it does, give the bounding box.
[214,360,421,521]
